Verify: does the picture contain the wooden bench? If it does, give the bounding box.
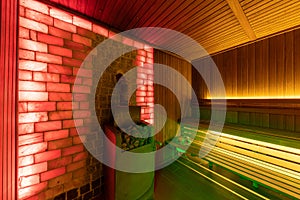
[170,121,300,199]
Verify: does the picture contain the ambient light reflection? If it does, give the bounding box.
[206,96,300,99]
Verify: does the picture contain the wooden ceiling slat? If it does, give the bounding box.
[84,0,98,18]
[226,0,256,40]
[141,0,178,27]
[174,0,224,31]
[246,0,291,17]
[117,0,149,30]
[242,0,272,14]
[132,0,166,28]
[105,0,128,26]
[153,0,198,28]
[92,0,107,20]
[112,0,141,28]
[249,1,299,23]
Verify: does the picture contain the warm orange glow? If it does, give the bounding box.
[207,96,300,99]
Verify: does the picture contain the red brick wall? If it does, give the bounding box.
[18,0,154,199]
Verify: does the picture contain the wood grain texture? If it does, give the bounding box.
[154,50,192,143]
[0,0,18,199]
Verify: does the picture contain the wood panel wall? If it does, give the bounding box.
[154,50,192,143]
[0,0,18,199]
[193,28,300,99]
[192,28,300,133]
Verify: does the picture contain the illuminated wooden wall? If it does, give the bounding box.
[192,28,300,133]
[193,28,300,99]
[154,50,192,143]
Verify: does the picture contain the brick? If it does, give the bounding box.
[48,173,72,188]
[73,16,91,30]
[64,40,87,51]
[67,188,78,199]
[73,168,86,179]
[41,167,66,182]
[30,30,37,41]
[145,47,153,52]
[73,68,92,77]
[92,24,108,37]
[73,151,88,162]
[57,102,78,110]
[82,78,92,86]
[19,162,47,177]
[25,9,53,26]
[147,52,153,58]
[44,130,69,141]
[136,97,145,102]
[19,123,34,135]
[49,45,72,58]
[28,102,56,112]
[20,6,25,16]
[54,18,76,33]
[48,64,73,75]
[19,142,48,157]
[19,102,28,113]
[35,150,61,163]
[49,26,72,40]
[19,155,34,167]
[20,0,49,14]
[20,174,40,188]
[50,8,72,23]
[19,112,48,123]
[122,36,134,46]
[80,183,90,194]
[77,27,97,41]
[62,144,84,156]
[19,182,48,200]
[19,49,35,60]
[19,27,29,39]
[72,34,92,47]
[47,83,70,92]
[137,85,147,91]
[137,49,147,56]
[72,135,85,145]
[48,138,73,150]
[80,102,89,109]
[35,121,62,132]
[63,57,82,67]
[49,111,72,120]
[19,133,43,146]
[73,94,88,101]
[33,72,60,82]
[72,85,90,93]
[19,91,48,101]
[37,33,64,46]
[72,51,87,60]
[66,160,85,172]
[73,110,90,118]
[49,92,72,101]
[36,52,62,65]
[136,55,146,62]
[134,60,144,67]
[20,17,48,33]
[108,30,116,38]
[19,38,48,52]
[19,60,47,71]
[137,73,147,80]
[19,80,46,91]
[69,128,78,136]
[146,57,153,64]
[60,75,76,84]
[48,156,72,170]
[43,185,64,199]
[63,119,83,129]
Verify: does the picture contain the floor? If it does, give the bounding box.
[154,157,265,200]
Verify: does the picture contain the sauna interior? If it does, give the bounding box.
[1,0,300,199]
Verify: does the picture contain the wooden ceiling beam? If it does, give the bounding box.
[226,0,257,41]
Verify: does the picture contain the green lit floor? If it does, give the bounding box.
[154,157,266,200]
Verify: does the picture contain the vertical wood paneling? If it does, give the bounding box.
[0,0,18,199]
[194,27,300,99]
[154,50,192,143]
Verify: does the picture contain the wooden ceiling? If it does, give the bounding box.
[46,0,300,55]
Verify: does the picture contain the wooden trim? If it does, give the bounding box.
[0,0,18,199]
[226,0,256,41]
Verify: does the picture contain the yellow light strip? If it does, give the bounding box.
[206,96,300,99]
